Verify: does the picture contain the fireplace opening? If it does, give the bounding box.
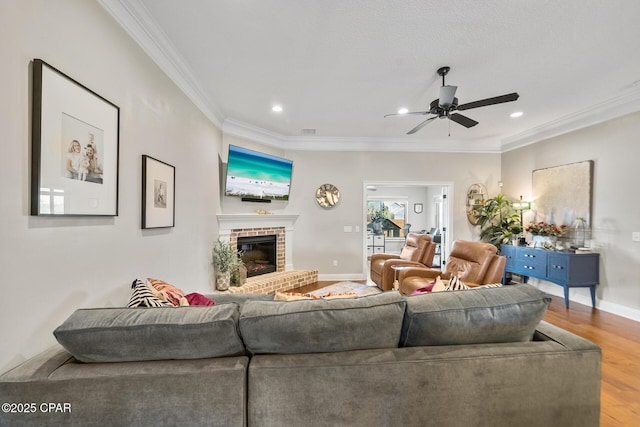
[237,235,277,278]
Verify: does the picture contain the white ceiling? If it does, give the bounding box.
[100,0,640,152]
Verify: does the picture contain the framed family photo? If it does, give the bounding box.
[142,155,175,229]
[31,59,120,216]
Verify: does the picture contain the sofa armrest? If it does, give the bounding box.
[381,260,432,290]
[397,267,445,282]
[370,253,400,263]
[534,320,602,352]
[0,345,73,382]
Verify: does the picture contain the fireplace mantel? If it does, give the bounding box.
[216,213,299,271]
[216,213,299,231]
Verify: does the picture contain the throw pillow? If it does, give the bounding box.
[185,292,216,306]
[444,275,470,291]
[411,276,444,294]
[476,283,504,289]
[128,279,173,308]
[147,277,189,306]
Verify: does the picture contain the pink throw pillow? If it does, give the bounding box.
[185,293,216,306]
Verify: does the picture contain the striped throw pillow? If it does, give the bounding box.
[127,279,173,308]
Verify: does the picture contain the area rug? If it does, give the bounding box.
[308,282,382,297]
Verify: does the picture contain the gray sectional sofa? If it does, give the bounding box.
[0,285,601,427]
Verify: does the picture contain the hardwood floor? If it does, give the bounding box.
[299,282,640,426]
[543,295,640,426]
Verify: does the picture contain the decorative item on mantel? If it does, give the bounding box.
[525,222,568,250]
[256,209,272,214]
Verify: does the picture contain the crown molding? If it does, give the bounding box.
[99,0,640,154]
[97,0,225,128]
[501,85,640,151]
[222,118,503,153]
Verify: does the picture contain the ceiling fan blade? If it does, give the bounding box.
[407,116,438,134]
[449,113,478,128]
[439,85,457,108]
[384,111,429,118]
[457,92,519,111]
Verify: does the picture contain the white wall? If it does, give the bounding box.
[0,0,223,373]
[502,112,640,320]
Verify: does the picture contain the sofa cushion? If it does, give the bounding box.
[400,284,551,347]
[239,291,406,354]
[53,304,245,362]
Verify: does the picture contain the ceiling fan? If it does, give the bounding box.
[385,66,519,135]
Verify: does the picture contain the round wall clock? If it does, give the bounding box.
[315,184,340,208]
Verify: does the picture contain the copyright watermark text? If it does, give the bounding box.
[2,402,72,413]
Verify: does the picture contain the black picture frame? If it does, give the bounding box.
[31,59,120,216]
[142,155,175,229]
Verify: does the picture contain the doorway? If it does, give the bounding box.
[363,181,452,278]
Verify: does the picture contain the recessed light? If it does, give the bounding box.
[398,108,409,114]
[272,105,283,112]
[510,111,523,118]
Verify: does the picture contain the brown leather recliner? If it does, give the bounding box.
[397,240,506,295]
[370,233,436,291]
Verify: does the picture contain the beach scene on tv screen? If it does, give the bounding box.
[225,146,292,200]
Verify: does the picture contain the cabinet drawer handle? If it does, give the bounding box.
[524,265,534,270]
[552,265,564,270]
[524,254,536,258]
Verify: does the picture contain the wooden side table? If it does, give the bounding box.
[390,265,413,291]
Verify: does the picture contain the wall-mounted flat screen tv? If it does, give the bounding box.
[225,145,293,201]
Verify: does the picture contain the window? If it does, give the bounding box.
[367,199,408,237]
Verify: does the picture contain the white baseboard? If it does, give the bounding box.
[532,281,640,322]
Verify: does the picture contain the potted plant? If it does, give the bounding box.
[212,238,241,290]
[230,249,247,287]
[525,221,568,249]
[472,193,523,252]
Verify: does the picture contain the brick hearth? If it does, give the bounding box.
[222,270,318,295]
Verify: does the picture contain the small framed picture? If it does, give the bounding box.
[31,59,119,216]
[142,155,175,229]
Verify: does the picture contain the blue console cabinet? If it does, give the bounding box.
[501,244,599,308]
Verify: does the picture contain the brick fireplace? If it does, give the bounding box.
[216,213,298,271]
[216,213,317,294]
[233,230,283,276]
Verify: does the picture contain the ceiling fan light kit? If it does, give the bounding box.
[385,66,520,134]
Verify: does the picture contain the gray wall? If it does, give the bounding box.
[501,112,640,319]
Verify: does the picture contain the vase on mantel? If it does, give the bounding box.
[532,235,557,250]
